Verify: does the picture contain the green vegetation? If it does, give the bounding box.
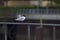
[0,6,60,16]
[51,0,60,6]
[53,0,60,4]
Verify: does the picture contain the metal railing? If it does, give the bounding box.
[0,8,60,16]
[0,22,60,40]
[17,8,60,15]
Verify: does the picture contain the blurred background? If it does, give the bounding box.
[0,0,60,40]
[0,0,60,7]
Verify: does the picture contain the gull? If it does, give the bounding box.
[15,15,26,21]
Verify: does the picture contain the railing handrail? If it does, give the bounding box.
[0,22,60,26]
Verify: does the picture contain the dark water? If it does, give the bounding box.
[0,24,60,40]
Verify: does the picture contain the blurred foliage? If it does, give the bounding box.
[0,6,60,16]
[53,0,60,4]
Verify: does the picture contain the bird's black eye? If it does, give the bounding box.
[22,15,25,17]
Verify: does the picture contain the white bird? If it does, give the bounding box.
[15,15,26,21]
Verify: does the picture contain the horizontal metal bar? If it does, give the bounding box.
[0,22,60,26]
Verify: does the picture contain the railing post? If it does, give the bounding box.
[2,24,7,40]
[53,26,56,40]
[28,25,30,40]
